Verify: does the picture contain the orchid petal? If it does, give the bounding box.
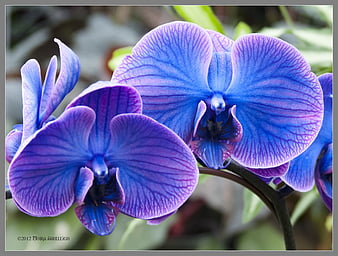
[20,59,42,141]
[67,83,142,154]
[206,30,234,52]
[247,162,290,178]
[208,52,232,92]
[316,73,332,144]
[226,34,324,168]
[282,141,324,192]
[146,210,176,225]
[39,56,57,124]
[39,39,80,124]
[74,203,118,236]
[315,144,332,211]
[106,113,198,219]
[8,106,95,216]
[5,127,23,163]
[112,21,213,142]
[75,167,94,205]
[193,101,207,137]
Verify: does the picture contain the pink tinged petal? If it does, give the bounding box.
[39,39,80,124]
[226,34,324,168]
[75,167,94,205]
[5,128,23,163]
[206,30,234,53]
[112,21,213,143]
[8,106,95,216]
[74,203,118,236]
[67,83,142,154]
[106,113,198,219]
[281,141,324,192]
[146,210,177,225]
[20,59,42,141]
[247,162,290,178]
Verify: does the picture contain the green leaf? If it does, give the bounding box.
[290,188,319,225]
[107,46,133,71]
[236,222,284,250]
[233,21,252,40]
[173,5,225,34]
[242,188,264,224]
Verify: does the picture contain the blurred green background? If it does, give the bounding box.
[5,5,332,250]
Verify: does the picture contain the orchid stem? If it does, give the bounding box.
[199,161,296,250]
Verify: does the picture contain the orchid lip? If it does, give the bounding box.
[91,155,109,184]
[210,93,226,115]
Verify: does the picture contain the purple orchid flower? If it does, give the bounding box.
[281,73,332,211]
[6,39,80,163]
[8,81,198,236]
[111,21,324,177]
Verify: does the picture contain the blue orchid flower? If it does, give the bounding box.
[7,81,198,236]
[281,73,332,211]
[111,21,324,176]
[5,39,80,163]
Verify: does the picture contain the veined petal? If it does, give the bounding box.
[247,162,290,178]
[20,59,42,141]
[316,73,332,144]
[8,106,95,216]
[207,52,232,92]
[39,39,80,124]
[315,143,332,211]
[146,210,176,225]
[281,141,324,192]
[39,56,57,124]
[206,30,234,53]
[226,34,324,168]
[74,203,118,236]
[75,167,94,205]
[5,127,23,163]
[112,21,213,143]
[106,113,198,219]
[67,83,142,154]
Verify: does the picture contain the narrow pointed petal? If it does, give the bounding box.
[247,162,290,178]
[5,128,23,163]
[106,113,198,219]
[208,52,232,92]
[74,204,118,236]
[75,167,94,205]
[315,144,332,211]
[206,30,234,52]
[39,56,57,124]
[8,106,95,216]
[282,142,323,192]
[226,34,324,168]
[112,21,213,142]
[193,101,207,137]
[67,83,142,154]
[20,59,42,141]
[39,39,80,123]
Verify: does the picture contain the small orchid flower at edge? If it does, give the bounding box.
[112,21,324,178]
[5,38,80,163]
[8,82,198,236]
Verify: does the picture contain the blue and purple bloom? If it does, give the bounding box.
[112,21,324,177]
[282,73,332,211]
[6,39,80,163]
[7,41,198,236]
